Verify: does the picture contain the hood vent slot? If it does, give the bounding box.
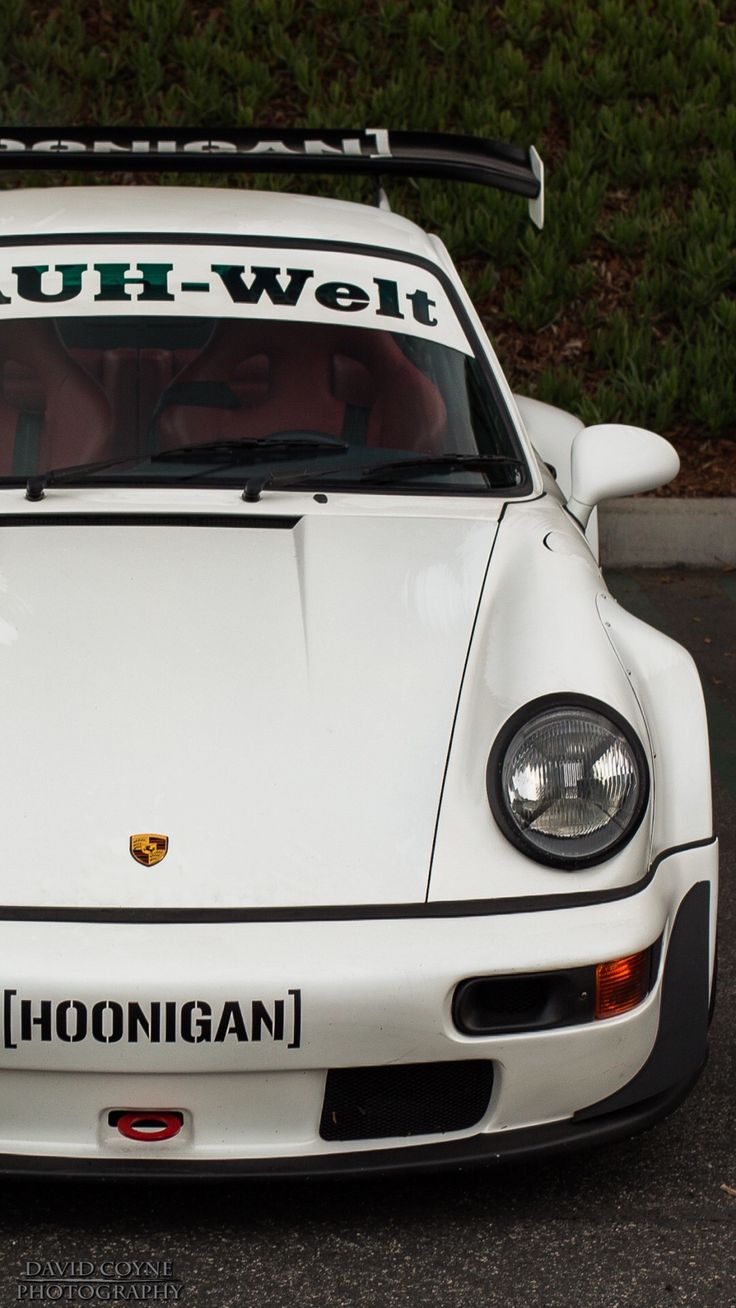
[0,513,301,529]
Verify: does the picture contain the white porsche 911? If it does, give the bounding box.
[0,129,716,1175]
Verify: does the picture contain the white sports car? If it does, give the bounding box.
[0,129,716,1175]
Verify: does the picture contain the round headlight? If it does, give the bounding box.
[487,695,649,869]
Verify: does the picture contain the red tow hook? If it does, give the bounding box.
[113,1111,183,1142]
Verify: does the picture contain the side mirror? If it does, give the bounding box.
[567,424,680,527]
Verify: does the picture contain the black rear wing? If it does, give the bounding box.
[0,127,544,228]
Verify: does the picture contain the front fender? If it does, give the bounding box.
[428,499,653,903]
[596,592,713,858]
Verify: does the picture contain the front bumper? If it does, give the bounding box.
[0,841,716,1173]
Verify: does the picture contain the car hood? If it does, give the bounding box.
[0,498,500,909]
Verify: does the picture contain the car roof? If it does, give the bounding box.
[0,185,443,260]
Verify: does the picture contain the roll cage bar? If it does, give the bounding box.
[0,127,544,228]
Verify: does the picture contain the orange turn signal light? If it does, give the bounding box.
[595,950,650,1020]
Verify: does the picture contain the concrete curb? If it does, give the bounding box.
[598,498,735,568]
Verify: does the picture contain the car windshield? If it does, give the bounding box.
[0,241,528,493]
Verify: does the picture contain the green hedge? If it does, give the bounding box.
[1,0,734,440]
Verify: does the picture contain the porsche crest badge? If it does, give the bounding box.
[130,834,169,867]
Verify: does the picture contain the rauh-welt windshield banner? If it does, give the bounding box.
[0,244,472,354]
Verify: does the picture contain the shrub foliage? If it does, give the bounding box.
[0,0,734,443]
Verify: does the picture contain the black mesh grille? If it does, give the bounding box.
[319,1060,494,1142]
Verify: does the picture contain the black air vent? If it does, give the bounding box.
[320,1060,493,1142]
[0,513,300,529]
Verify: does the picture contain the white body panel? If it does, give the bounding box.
[431,496,655,901]
[0,186,443,255]
[513,393,583,502]
[513,393,599,555]
[0,489,500,908]
[597,594,713,856]
[0,844,715,1160]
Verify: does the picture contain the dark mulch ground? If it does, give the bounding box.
[660,437,736,498]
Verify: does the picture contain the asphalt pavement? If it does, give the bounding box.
[0,569,733,1308]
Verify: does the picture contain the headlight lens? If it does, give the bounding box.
[488,698,648,868]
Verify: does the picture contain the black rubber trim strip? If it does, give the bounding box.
[0,513,300,529]
[0,233,533,499]
[0,1064,703,1179]
[0,234,493,261]
[0,837,715,923]
[576,880,711,1120]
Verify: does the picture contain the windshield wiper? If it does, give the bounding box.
[25,454,144,501]
[152,434,349,462]
[21,435,350,500]
[354,454,525,485]
[241,452,525,501]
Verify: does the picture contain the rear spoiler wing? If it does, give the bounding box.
[0,127,544,228]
